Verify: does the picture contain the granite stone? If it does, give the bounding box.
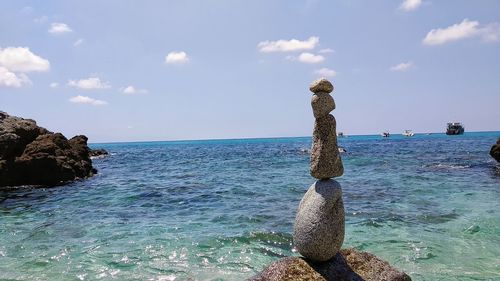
[311,92,335,119]
[310,114,343,179]
[293,179,345,262]
[310,78,334,94]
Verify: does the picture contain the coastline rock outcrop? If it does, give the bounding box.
[0,111,96,187]
[248,248,411,281]
[490,138,500,162]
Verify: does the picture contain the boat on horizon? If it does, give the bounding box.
[402,130,415,137]
[446,122,464,135]
[338,132,345,137]
[381,132,390,137]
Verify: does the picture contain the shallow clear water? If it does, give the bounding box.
[1,132,499,280]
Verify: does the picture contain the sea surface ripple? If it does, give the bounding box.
[1,132,499,280]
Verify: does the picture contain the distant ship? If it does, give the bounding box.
[402,130,414,137]
[338,132,344,137]
[381,132,390,138]
[446,122,464,135]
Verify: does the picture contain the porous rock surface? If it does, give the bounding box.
[310,115,343,179]
[294,180,345,262]
[310,78,334,94]
[490,138,500,162]
[248,248,412,281]
[0,111,96,187]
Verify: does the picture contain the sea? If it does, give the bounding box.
[1,132,499,281]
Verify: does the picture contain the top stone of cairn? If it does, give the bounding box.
[309,78,333,94]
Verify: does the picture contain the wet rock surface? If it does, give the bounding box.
[89,148,109,158]
[0,111,96,187]
[248,248,411,281]
[490,138,500,162]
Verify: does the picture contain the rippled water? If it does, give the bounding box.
[1,132,499,280]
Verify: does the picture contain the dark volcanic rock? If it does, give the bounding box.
[89,148,109,158]
[490,138,500,162]
[248,248,411,281]
[0,111,96,187]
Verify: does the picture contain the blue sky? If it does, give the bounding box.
[1,0,499,142]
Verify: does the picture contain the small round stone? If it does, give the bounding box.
[309,78,333,94]
[311,93,335,118]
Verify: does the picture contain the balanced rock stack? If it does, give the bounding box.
[293,78,345,261]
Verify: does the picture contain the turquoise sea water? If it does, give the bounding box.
[1,132,499,280]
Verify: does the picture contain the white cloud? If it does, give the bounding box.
[421,19,500,45]
[390,62,413,71]
[49,23,73,34]
[74,38,84,47]
[68,77,111,90]
[399,0,422,11]
[0,66,31,88]
[50,82,59,88]
[297,52,325,64]
[314,68,337,77]
[165,51,189,64]
[0,47,50,72]
[318,48,335,54]
[258,36,319,53]
[121,85,148,94]
[69,95,107,106]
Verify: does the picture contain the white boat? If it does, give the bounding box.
[402,130,414,137]
[381,132,390,137]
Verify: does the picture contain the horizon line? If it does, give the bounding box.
[89,130,500,145]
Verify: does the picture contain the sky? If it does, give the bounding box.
[1,0,499,143]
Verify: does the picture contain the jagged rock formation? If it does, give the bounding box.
[248,248,411,281]
[490,138,500,162]
[0,111,96,187]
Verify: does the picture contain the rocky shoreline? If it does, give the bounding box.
[0,111,101,187]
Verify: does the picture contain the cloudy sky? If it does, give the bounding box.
[1,0,499,142]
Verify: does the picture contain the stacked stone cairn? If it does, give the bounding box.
[293,78,345,262]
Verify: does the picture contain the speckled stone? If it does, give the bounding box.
[310,78,333,94]
[311,93,335,119]
[310,114,343,179]
[293,180,345,262]
[247,249,412,281]
[248,257,325,281]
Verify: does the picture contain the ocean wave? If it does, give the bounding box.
[423,163,471,169]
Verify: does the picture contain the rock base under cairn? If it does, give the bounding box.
[248,248,411,281]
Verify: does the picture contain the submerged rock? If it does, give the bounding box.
[294,180,345,262]
[89,148,109,158]
[248,248,411,281]
[490,138,500,162]
[0,111,96,187]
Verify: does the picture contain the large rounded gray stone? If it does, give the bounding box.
[293,180,345,262]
